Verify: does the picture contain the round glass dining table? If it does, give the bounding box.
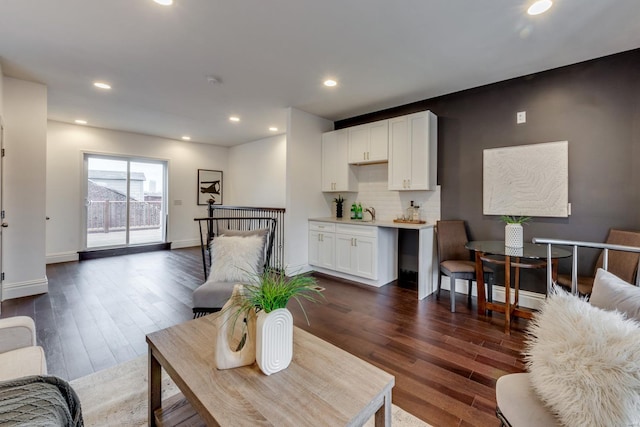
[465,241,571,334]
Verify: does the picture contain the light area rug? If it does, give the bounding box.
[70,355,431,427]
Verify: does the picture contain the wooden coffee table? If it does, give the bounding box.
[146,315,395,426]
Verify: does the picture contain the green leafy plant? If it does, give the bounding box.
[333,194,344,204]
[227,270,324,326]
[500,215,532,225]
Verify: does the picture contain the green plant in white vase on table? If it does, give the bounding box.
[501,215,532,249]
[221,270,322,375]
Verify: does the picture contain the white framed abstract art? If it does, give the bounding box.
[483,141,569,217]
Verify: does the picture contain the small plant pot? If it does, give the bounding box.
[336,202,343,218]
[505,223,524,248]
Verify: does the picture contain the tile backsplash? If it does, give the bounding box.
[325,163,441,223]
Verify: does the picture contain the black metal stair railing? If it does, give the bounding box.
[203,205,285,273]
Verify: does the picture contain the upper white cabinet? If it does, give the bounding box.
[348,119,389,164]
[322,129,357,192]
[388,111,437,191]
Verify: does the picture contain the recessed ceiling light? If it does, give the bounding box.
[75,119,87,125]
[181,136,191,141]
[527,0,552,15]
[93,82,111,90]
[269,127,278,132]
[229,116,240,122]
[153,0,173,5]
[323,79,337,87]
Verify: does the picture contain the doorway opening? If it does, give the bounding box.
[84,154,167,250]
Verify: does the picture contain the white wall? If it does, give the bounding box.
[226,134,286,207]
[46,121,229,261]
[284,108,333,274]
[3,77,48,299]
[0,63,4,116]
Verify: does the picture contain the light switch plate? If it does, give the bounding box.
[517,111,526,124]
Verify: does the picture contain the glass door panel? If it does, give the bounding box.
[129,161,165,245]
[87,157,128,248]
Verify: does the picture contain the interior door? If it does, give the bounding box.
[0,117,4,307]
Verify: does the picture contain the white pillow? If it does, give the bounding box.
[208,235,263,283]
[525,288,640,427]
[590,268,640,321]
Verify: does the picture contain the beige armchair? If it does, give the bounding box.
[0,316,47,382]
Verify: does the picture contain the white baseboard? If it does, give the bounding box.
[171,239,200,249]
[2,277,49,301]
[440,277,546,310]
[287,264,313,276]
[46,251,79,264]
[310,266,396,288]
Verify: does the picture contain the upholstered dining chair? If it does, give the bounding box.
[436,220,493,312]
[556,228,640,295]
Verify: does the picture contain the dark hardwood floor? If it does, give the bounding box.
[0,247,527,427]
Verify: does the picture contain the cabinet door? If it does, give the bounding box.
[367,120,389,162]
[309,231,335,269]
[321,132,337,191]
[408,112,430,190]
[348,124,368,164]
[334,234,354,273]
[308,231,321,266]
[318,232,335,269]
[388,116,410,190]
[333,130,357,191]
[353,236,377,279]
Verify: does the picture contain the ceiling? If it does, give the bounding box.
[1,1,640,147]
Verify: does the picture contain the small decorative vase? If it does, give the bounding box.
[505,223,524,248]
[256,308,293,375]
[215,285,256,370]
[336,202,343,218]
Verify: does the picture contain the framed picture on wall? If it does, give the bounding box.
[197,169,223,205]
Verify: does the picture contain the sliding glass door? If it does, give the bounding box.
[84,154,167,249]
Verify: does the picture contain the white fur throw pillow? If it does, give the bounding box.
[525,288,640,427]
[208,235,263,283]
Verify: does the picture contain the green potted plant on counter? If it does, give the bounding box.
[334,194,345,218]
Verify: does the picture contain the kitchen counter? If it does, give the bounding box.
[308,217,433,230]
[309,216,437,299]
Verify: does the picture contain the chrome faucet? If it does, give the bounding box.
[365,207,376,221]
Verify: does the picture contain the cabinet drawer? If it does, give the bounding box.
[336,224,377,237]
[309,221,336,232]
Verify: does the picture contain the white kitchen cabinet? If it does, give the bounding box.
[348,119,389,164]
[334,224,379,280]
[334,234,377,279]
[308,220,397,286]
[321,129,357,192]
[388,111,437,190]
[308,222,336,270]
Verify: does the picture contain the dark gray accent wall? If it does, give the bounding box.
[336,49,640,292]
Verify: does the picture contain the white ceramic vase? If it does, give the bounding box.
[505,223,524,248]
[256,307,293,375]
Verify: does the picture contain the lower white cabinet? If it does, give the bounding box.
[308,222,336,270]
[308,221,397,286]
[334,225,377,279]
